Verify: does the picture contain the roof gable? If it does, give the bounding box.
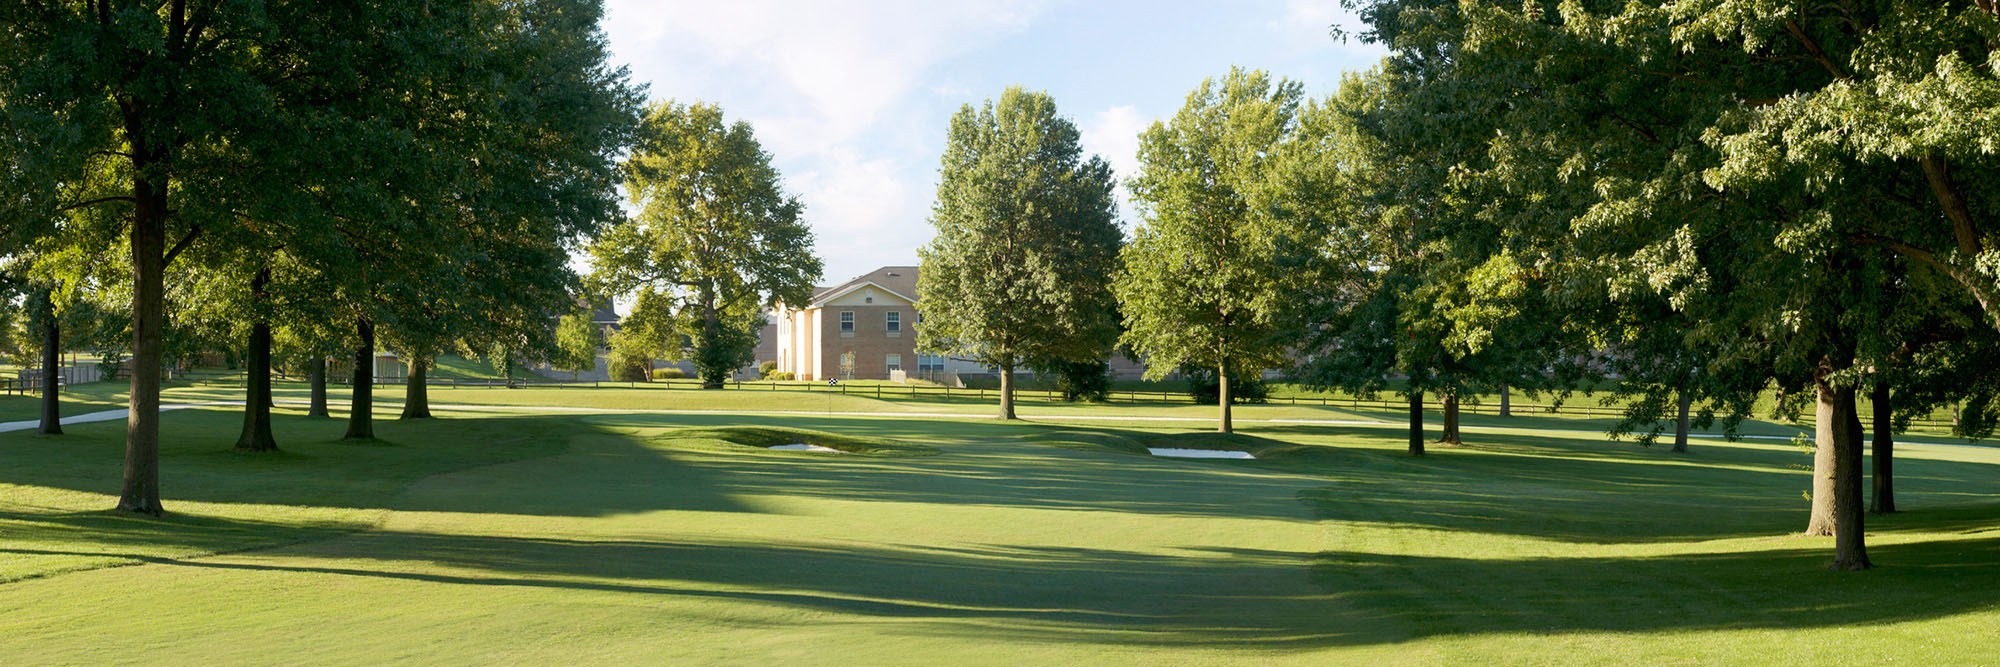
[807,266,918,307]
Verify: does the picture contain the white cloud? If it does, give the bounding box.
[1079,105,1151,224]
[599,0,1044,282]
[1267,0,1378,58]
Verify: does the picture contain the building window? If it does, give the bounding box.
[885,312,901,332]
[918,355,945,372]
[886,354,902,371]
[839,311,854,332]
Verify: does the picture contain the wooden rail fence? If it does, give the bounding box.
[147,369,1964,431]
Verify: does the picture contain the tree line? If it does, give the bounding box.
[914,2,2000,571]
[0,1,650,514]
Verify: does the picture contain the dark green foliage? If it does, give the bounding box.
[1049,358,1112,403]
[1184,367,1269,405]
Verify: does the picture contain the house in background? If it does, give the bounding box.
[588,299,621,344]
[769,266,1150,382]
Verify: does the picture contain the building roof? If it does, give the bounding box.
[808,266,918,307]
[588,297,620,324]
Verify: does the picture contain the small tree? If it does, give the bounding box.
[553,311,602,381]
[917,87,1122,419]
[589,101,820,388]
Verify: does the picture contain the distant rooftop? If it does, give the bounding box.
[809,266,918,306]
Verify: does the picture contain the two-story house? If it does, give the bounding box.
[775,266,941,380]
[770,265,1151,382]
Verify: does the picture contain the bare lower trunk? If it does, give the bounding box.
[1438,392,1460,445]
[1407,391,1425,456]
[1217,362,1233,434]
[998,360,1017,420]
[1672,390,1692,453]
[699,281,724,389]
[37,289,61,436]
[1498,386,1510,417]
[343,318,375,440]
[308,357,329,418]
[400,359,432,419]
[234,270,277,451]
[1805,358,1871,570]
[117,178,167,516]
[1870,384,1896,514]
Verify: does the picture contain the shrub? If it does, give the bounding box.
[767,371,795,381]
[1047,358,1112,403]
[1184,367,1269,404]
[652,367,686,380]
[758,361,778,379]
[611,358,651,382]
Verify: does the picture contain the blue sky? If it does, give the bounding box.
[600,0,1387,286]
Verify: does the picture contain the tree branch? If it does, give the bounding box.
[1919,155,1983,255]
[163,225,201,267]
[1782,20,1848,80]
[58,195,137,212]
[1852,233,2000,334]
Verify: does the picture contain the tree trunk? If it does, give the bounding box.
[234,269,277,451]
[117,176,168,516]
[1870,384,1896,514]
[1439,392,1460,445]
[401,358,432,419]
[308,356,330,418]
[1672,390,1692,453]
[343,317,375,440]
[1217,361,1233,434]
[1805,358,1871,570]
[700,280,723,389]
[1407,391,1425,457]
[1498,385,1510,418]
[998,359,1017,420]
[37,288,61,436]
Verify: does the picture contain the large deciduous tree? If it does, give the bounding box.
[917,87,1122,420]
[0,0,636,511]
[1338,0,2000,569]
[1116,68,1323,434]
[590,101,820,389]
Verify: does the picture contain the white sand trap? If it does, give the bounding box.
[1148,447,1255,459]
[769,443,843,453]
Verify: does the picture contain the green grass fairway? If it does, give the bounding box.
[1,385,1997,664]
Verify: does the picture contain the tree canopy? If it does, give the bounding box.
[916,86,1122,419]
[589,100,820,388]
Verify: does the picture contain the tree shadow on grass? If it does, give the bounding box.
[1257,422,2000,544]
[555,413,1340,522]
[7,529,2000,650]
[1298,531,2000,642]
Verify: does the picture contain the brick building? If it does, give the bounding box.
[770,266,1151,382]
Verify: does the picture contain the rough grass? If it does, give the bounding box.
[0,384,1996,664]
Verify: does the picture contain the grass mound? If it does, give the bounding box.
[656,426,939,457]
[1141,432,1323,461]
[1021,429,1152,455]
[1024,429,1342,464]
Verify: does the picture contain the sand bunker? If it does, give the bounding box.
[1147,448,1255,459]
[769,443,843,453]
